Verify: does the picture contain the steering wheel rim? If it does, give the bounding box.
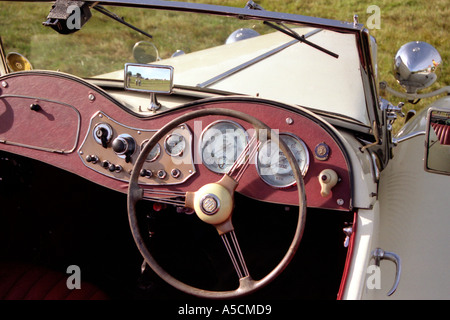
[127,107,307,299]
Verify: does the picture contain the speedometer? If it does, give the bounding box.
[256,133,309,188]
[200,120,248,174]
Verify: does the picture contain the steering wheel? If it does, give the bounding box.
[127,108,307,299]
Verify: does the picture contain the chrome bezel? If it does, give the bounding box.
[199,120,249,174]
[164,133,186,157]
[141,140,161,162]
[256,132,309,189]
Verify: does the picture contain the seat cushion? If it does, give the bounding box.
[0,262,108,300]
[432,123,450,145]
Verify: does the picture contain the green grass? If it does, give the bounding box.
[1,0,449,132]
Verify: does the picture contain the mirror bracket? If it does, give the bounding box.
[380,81,450,102]
[149,93,162,113]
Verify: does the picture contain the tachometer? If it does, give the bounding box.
[256,133,309,188]
[200,120,248,174]
[141,139,161,162]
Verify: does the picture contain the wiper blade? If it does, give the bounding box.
[93,5,153,40]
[263,21,339,59]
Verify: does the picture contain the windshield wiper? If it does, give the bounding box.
[92,5,153,40]
[263,21,338,59]
[198,28,323,88]
[245,1,338,59]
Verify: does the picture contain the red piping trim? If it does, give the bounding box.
[337,211,357,300]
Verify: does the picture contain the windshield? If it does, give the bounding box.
[0,1,370,125]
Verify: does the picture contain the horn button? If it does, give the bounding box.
[194,183,233,226]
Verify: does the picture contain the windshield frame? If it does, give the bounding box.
[1,0,380,134]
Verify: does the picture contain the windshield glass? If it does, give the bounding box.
[0,2,370,125]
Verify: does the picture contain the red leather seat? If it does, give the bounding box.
[432,123,450,145]
[0,262,108,300]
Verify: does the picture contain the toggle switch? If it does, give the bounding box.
[318,169,338,197]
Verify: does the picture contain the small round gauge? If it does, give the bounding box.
[164,133,186,156]
[141,139,161,162]
[200,120,248,174]
[256,133,309,188]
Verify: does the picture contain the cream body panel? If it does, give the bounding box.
[100,28,369,125]
[363,134,450,299]
[338,131,378,209]
[341,203,380,300]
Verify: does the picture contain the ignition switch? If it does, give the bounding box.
[93,123,113,148]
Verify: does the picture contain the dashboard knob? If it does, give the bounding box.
[86,154,98,163]
[112,134,136,162]
[101,160,110,168]
[318,169,338,197]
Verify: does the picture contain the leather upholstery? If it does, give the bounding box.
[432,123,450,145]
[0,262,108,300]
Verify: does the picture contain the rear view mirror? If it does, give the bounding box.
[124,63,174,112]
[425,107,450,175]
[124,63,173,94]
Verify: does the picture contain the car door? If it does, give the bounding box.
[363,128,450,299]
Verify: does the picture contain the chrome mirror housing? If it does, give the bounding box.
[394,41,441,94]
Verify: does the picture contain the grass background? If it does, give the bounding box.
[1,0,449,131]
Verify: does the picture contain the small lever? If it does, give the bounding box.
[96,127,109,148]
[318,169,338,197]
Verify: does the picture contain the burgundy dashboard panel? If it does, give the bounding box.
[0,71,352,211]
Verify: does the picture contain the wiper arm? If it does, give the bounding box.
[263,21,339,59]
[92,5,153,40]
[198,28,323,88]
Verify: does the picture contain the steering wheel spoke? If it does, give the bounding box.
[221,229,250,279]
[226,133,260,182]
[141,188,187,206]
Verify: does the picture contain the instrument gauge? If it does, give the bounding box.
[256,133,309,188]
[141,139,161,162]
[200,120,248,174]
[164,133,186,157]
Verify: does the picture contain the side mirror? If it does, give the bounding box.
[394,41,441,94]
[425,107,450,175]
[132,41,160,64]
[124,63,174,112]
